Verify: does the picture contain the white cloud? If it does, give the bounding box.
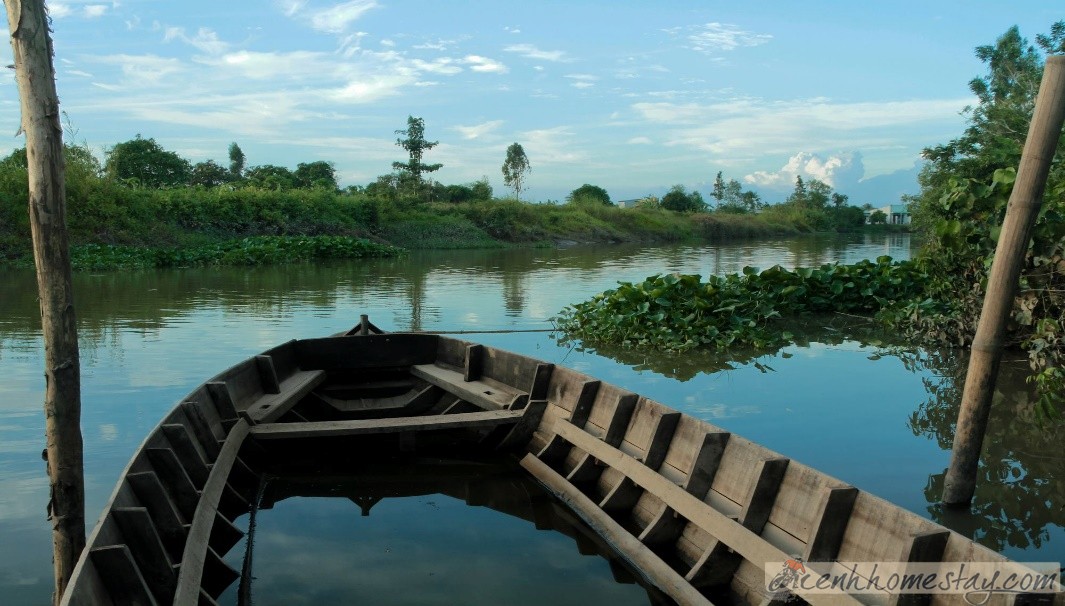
[453,120,504,140]
[520,126,586,164]
[631,96,970,160]
[83,4,108,18]
[164,27,230,55]
[463,55,507,74]
[285,0,378,34]
[411,57,462,75]
[504,43,568,62]
[628,136,652,145]
[504,26,520,34]
[49,3,74,18]
[669,22,772,54]
[566,74,597,89]
[745,151,866,190]
[92,54,186,85]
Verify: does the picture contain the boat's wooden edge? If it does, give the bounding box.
[173,419,251,604]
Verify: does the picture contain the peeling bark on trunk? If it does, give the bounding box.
[4,1,86,602]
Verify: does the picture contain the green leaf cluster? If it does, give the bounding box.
[555,257,932,352]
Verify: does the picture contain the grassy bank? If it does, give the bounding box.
[0,179,813,268]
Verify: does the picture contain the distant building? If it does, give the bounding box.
[864,204,910,225]
[615,199,640,208]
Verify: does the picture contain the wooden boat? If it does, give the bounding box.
[62,321,1062,606]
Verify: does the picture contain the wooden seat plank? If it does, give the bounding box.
[244,369,327,424]
[551,420,862,606]
[249,409,525,440]
[411,364,525,411]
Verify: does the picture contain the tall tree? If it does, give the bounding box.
[228,142,246,178]
[711,171,726,207]
[105,135,191,187]
[295,160,338,190]
[393,115,442,182]
[189,160,230,187]
[502,142,531,200]
[5,1,85,602]
[568,183,611,205]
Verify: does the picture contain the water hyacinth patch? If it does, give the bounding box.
[554,257,935,352]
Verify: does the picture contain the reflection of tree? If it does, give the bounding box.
[502,272,526,317]
[903,350,1065,552]
[557,316,902,382]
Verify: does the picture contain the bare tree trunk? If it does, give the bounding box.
[942,56,1065,506]
[4,0,85,601]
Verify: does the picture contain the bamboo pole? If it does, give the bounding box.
[4,1,86,600]
[942,56,1065,506]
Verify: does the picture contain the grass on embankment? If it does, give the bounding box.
[0,181,802,269]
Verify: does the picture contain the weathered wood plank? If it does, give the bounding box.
[804,486,859,562]
[249,409,525,440]
[201,545,240,599]
[111,507,177,604]
[889,531,950,606]
[126,472,187,561]
[552,420,861,606]
[181,402,222,460]
[338,385,443,419]
[604,394,639,447]
[686,457,789,588]
[88,545,158,606]
[161,424,210,488]
[496,400,549,452]
[255,355,281,395]
[641,412,681,470]
[529,363,554,400]
[205,382,238,426]
[537,380,601,463]
[411,364,525,411]
[208,510,244,555]
[464,344,484,382]
[145,448,200,522]
[600,478,643,513]
[293,334,439,370]
[173,420,251,605]
[243,369,327,424]
[521,455,713,606]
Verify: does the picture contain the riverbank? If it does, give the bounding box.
[0,185,903,269]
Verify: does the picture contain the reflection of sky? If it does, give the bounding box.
[1,233,1055,603]
[219,491,650,605]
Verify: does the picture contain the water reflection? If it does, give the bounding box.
[219,456,658,606]
[4,233,1059,603]
[902,350,1065,558]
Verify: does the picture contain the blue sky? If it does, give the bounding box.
[1,1,1061,203]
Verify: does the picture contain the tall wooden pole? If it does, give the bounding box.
[4,0,86,601]
[942,56,1065,506]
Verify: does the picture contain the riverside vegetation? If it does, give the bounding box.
[0,117,873,270]
[557,22,1065,408]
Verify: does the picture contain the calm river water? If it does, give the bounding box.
[1,233,1062,604]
